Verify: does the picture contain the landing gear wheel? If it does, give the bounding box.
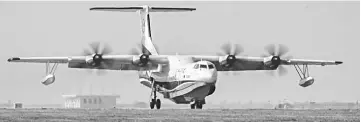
[156,99,161,109]
[196,103,203,109]
[192,101,203,109]
[150,99,156,109]
[190,104,195,109]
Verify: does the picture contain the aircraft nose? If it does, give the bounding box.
[204,69,217,84]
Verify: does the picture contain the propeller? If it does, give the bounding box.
[82,42,114,75]
[217,42,244,57]
[129,43,151,67]
[263,44,289,58]
[217,42,244,76]
[262,44,292,76]
[130,43,148,55]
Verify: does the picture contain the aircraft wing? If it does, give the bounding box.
[7,55,169,71]
[7,57,71,63]
[191,55,342,71]
[281,59,343,66]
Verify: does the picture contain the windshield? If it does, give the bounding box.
[208,64,214,69]
[200,64,207,69]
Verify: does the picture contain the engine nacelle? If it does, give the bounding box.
[132,54,149,67]
[219,55,236,68]
[299,77,314,87]
[85,57,94,65]
[41,74,55,85]
[263,56,281,69]
[85,54,103,67]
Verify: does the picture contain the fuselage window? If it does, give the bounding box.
[208,64,214,69]
[194,64,200,69]
[200,64,208,69]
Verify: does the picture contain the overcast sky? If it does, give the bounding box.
[0,1,359,105]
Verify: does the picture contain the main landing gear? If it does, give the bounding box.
[149,77,161,109]
[190,100,203,109]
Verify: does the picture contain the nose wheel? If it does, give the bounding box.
[190,100,203,109]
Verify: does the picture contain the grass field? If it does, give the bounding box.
[0,108,359,122]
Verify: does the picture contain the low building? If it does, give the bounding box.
[13,103,22,109]
[62,94,120,109]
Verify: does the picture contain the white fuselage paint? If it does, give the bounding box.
[152,56,217,83]
[139,55,217,104]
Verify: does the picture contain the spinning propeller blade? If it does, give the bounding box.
[217,42,244,76]
[277,65,288,76]
[81,42,114,75]
[262,44,292,77]
[263,44,289,57]
[218,42,244,56]
[129,43,154,55]
[264,44,276,56]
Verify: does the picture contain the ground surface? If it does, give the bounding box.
[0,108,359,122]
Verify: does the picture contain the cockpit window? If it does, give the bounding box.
[194,64,200,69]
[208,64,214,69]
[200,64,207,69]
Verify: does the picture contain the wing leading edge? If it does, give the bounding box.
[7,55,342,71]
[7,55,169,71]
[191,55,342,71]
[8,57,70,63]
[282,59,343,66]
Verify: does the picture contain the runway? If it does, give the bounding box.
[0,108,359,121]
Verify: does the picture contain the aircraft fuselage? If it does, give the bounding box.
[139,56,217,104]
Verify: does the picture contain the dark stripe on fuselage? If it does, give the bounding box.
[142,14,152,55]
[207,85,216,96]
[147,14,152,38]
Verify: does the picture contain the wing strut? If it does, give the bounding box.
[45,62,59,75]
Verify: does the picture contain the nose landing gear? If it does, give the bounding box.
[190,100,204,109]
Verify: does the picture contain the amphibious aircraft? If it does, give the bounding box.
[7,6,343,109]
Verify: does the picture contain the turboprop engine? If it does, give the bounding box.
[132,54,150,67]
[261,44,291,76]
[41,74,55,85]
[216,42,243,68]
[298,77,314,87]
[263,56,281,69]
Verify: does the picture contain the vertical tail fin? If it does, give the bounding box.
[139,6,158,55]
[90,5,195,55]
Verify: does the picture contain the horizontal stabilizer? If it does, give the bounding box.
[90,6,196,12]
